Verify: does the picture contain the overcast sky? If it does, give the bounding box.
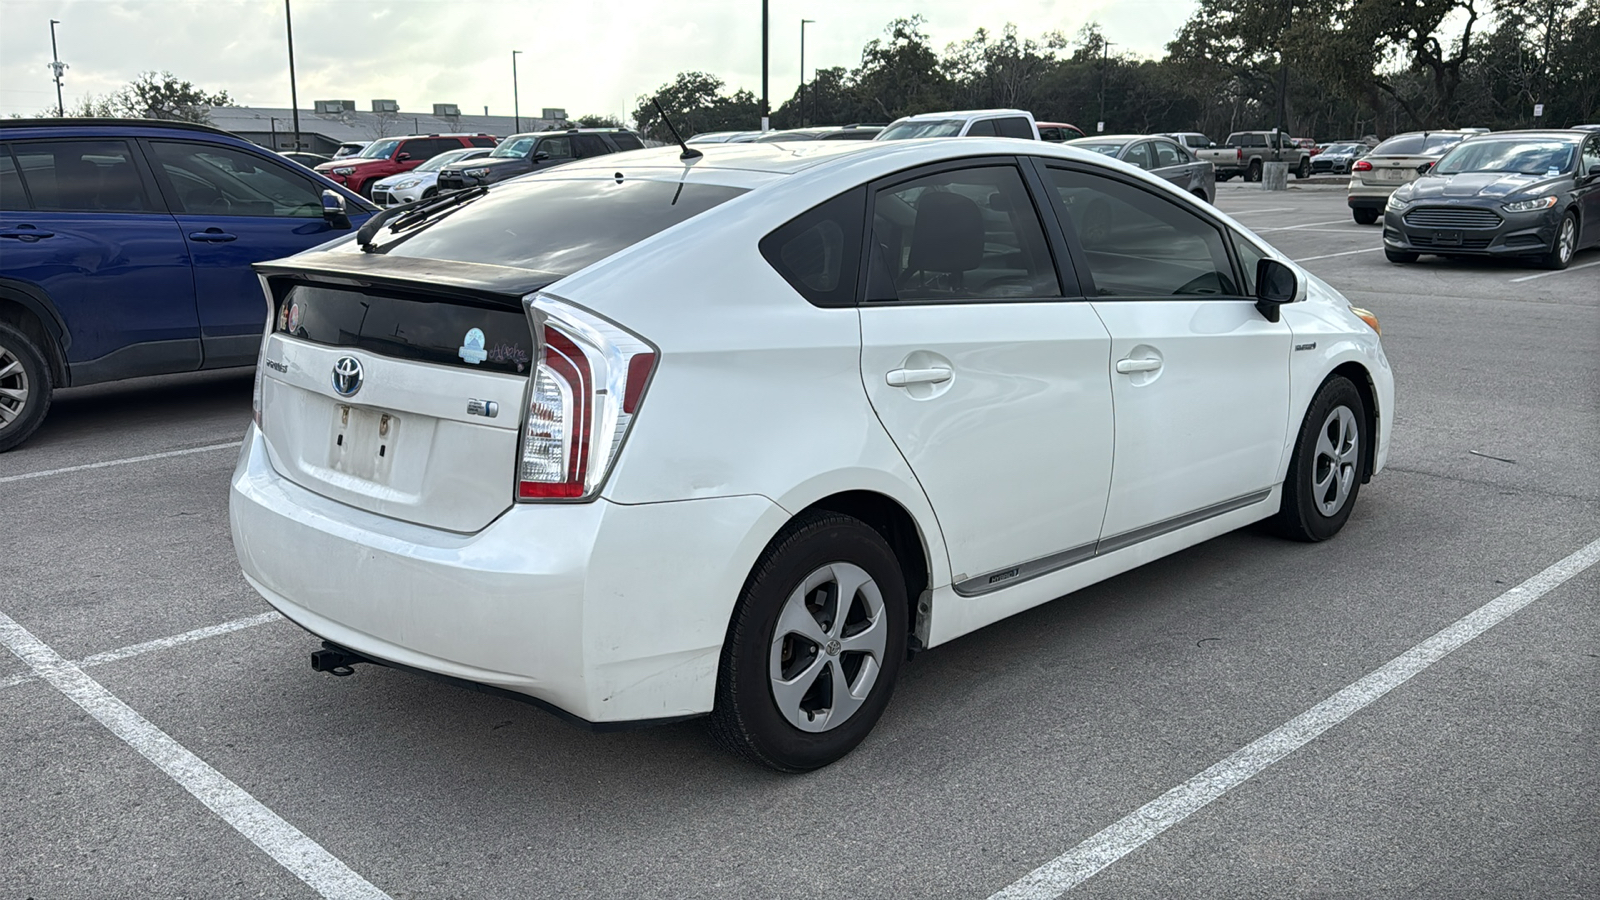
[2,0,1200,122]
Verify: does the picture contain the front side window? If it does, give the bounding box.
[150,142,321,217]
[1584,137,1600,175]
[536,137,573,160]
[7,140,152,212]
[1153,140,1183,168]
[867,165,1061,303]
[1123,142,1155,170]
[1233,236,1268,296]
[1045,166,1238,298]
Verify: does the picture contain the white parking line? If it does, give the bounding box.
[0,441,241,484]
[0,609,390,900]
[1507,259,1600,283]
[1256,219,1353,232]
[0,611,286,690]
[1294,247,1384,263]
[989,535,1600,900]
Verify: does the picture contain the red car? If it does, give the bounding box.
[1037,121,1087,142]
[315,133,496,198]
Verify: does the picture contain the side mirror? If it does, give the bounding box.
[321,190,351,230]
[533,150,550,161]
[1589,164,1600,177]
[1418,161,1435,174]
[396,152,411,162]
[1255,258,1297,323]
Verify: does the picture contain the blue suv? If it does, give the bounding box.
[0,118,375,451]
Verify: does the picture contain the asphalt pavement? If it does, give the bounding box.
[2,181,1597,899]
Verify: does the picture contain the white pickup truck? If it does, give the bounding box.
[1163,133,1247,178]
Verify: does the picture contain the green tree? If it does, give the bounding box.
[633,71,761,138]
[121,71,231,123]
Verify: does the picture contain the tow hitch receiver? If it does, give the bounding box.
[310,642,371,677]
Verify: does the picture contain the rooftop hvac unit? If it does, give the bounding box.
[433,103,460,117]
[313,100,354,114]
[371,99,399,113]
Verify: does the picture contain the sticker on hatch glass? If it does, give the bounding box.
[459,327,488,365]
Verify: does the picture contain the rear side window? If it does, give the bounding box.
[572,134,609,158]
[759,187,865,308]
[966,119,998,137]
[0,148,27,209]
[382,178,748,276]
[994,117,1034,139]
[8,140,152,212]
[1153,141,1183,167]
[610,133,644,151]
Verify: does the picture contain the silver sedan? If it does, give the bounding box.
[1065,134,1216,204]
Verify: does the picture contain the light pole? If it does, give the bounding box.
[48,19,66,117]
[799,19,814,128]
[1097,39,1116,133]
[760,0,770,131]
[284,1,301,151]
[512,50,523,133]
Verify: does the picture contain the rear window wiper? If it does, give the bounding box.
[357,186,489,253]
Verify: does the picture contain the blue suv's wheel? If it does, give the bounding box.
[0,322,52,452]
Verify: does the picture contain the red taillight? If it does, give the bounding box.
[516,296,656,502]
[1353,160,1373,172]
[1235,148,1243,162]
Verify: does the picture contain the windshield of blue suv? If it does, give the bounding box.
[380,177,748,275]
[491,136,537,158]
[357,139,402,159]
[1433,139,1576,176]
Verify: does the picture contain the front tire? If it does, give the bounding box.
[1352,208,1379,225]
[0,322,53,452]
[1540,212,1578,270]
[1294,157,1310,179]
[1385,248,1419,263]
[708,511,908,772]
[1272,376,1366,542]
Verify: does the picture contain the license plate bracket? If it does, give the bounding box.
[1433,231,1463,247]
[329,405,399,483]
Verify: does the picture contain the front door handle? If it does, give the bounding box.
[1115,357,1163,374]
[189,229,238,243]
[886,366,952,387]
[1,226,55,241]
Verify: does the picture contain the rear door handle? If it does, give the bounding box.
[189,229,238,243]
[886,366,952,387]
[1115,357,1163,374]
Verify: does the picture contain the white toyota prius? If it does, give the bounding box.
[231,137,1393,771]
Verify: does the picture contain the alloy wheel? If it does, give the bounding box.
[0,345,30,429]
[768,562,888,733]
[1558,217,1576,264]
[1313,405,1360,517]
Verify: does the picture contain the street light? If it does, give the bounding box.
[760,1,770,131]
[512,51,523,133]
[1097,39,1116,133]
[48,19,66,117]
[284,1,301,151]
[799,19,814,129]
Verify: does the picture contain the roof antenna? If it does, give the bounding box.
[652,98,702,161]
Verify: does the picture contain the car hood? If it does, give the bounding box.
[1407,171,1565,200]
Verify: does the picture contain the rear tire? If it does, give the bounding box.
[1539,212,1578,270]
[708,511,908,772]
[1272,376,1366,542]
[0,322,53,453]
[1352,208,1379,225]
[1248,160,1263,182]
[1385,248,1419,263]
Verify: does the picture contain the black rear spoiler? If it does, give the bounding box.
[255,249,560,310]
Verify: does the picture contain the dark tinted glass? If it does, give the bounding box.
[611,133,644,151]
[868,165,1061,302]
[1039,127,1063,142]
[10,140,151,212]
[1045,166,1237,298]
[468,136,497,147]
[966,119,998,137]
[995,117,1034,139]
[536,137,573,159]
[0,149,27,209]
[150,141,321,217]
[280,284,534,375]
[383,178,748,274]
[572,134,609,158]
[759,187,865,308]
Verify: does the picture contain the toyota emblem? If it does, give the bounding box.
[332,356,364,397]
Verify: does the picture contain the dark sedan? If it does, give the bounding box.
[1063,134,1216,203]
[1383,130,1600,269]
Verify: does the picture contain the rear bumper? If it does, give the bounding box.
[229,424,786,723]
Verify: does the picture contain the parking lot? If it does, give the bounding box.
[2,181,1597,899]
